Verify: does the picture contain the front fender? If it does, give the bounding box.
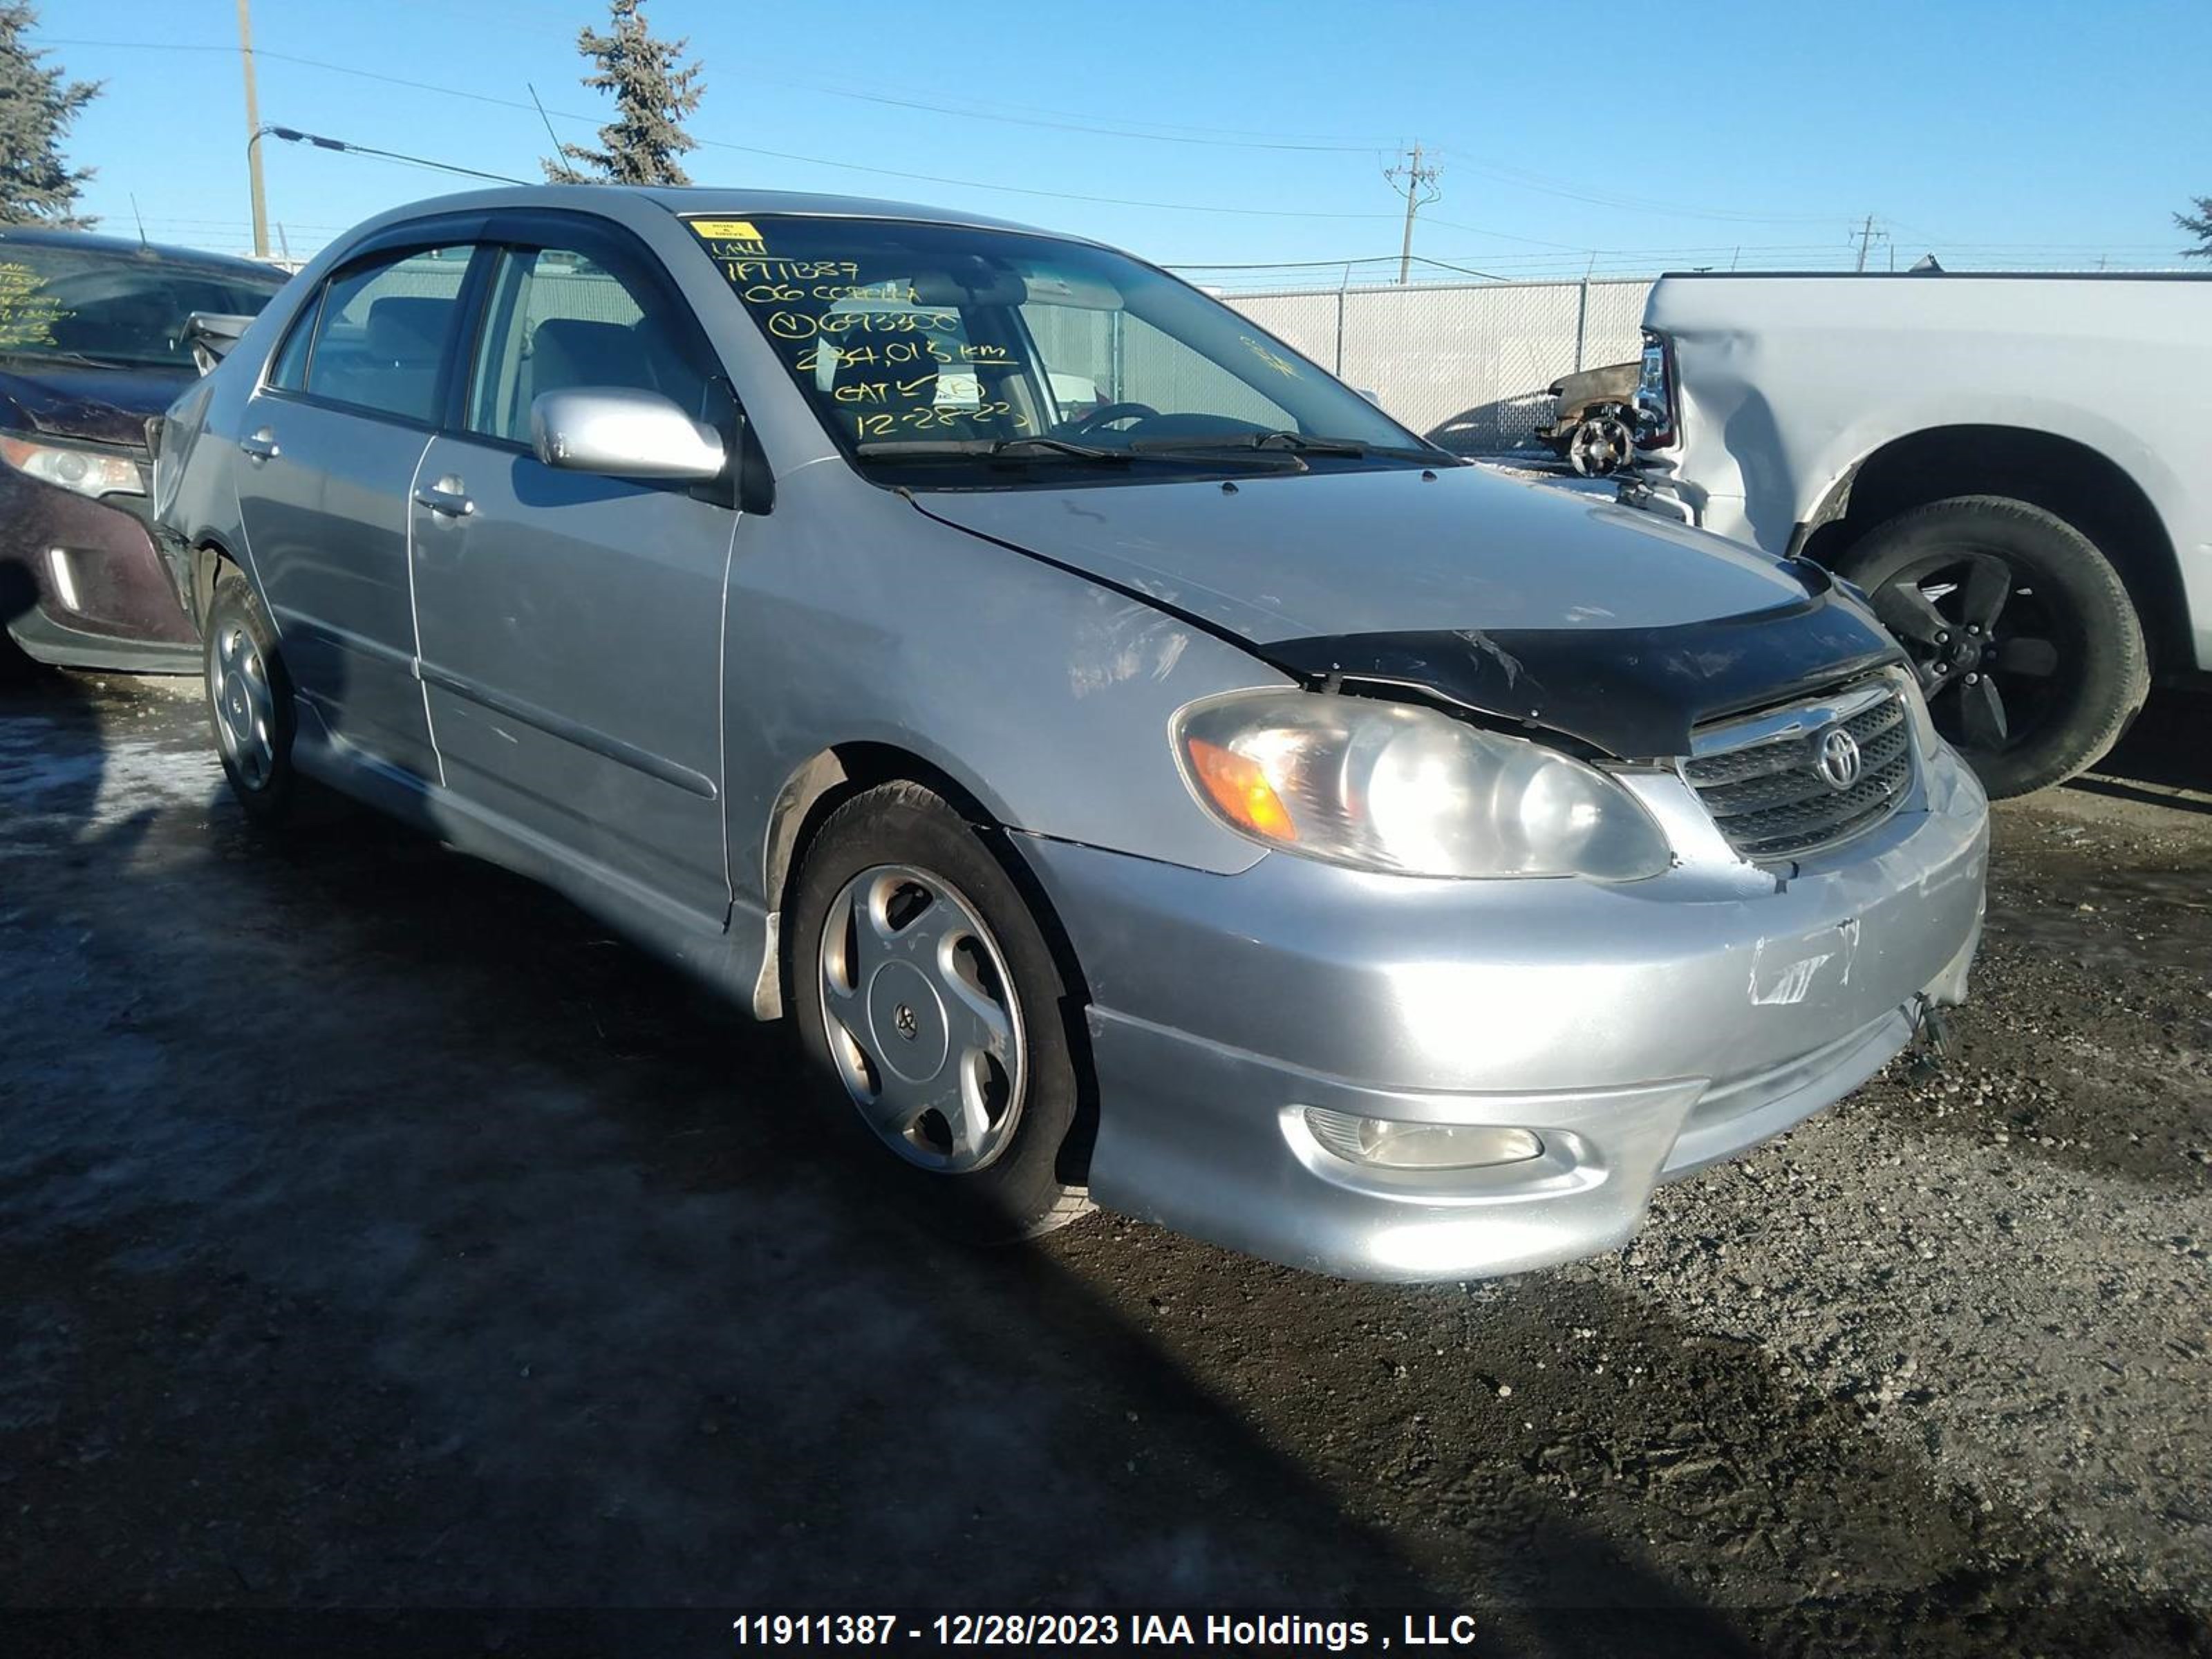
[721,464,1288,913]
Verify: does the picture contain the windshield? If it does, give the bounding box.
[0,241,285,372]
[688,214,1436,483]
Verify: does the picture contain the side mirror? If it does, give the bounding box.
[530,387,726,482]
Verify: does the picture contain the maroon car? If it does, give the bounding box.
[0,227,285,671]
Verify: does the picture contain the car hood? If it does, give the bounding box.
[907,462,1903,760]
[0,363,190,448]
[907,462,1810,641]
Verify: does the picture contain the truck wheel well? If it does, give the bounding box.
[1800,425,2184,666]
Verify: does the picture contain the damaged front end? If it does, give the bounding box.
[1261,556,1902,766]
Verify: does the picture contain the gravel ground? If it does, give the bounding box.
[2,660,2206,1657]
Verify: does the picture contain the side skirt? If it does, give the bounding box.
[290,697,767,1015]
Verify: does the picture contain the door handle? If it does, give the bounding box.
[413,475,474,518]
[238,428,279,462]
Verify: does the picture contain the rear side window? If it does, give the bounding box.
[265,293,319,391]
[465,244,711,445]
[297,245,472,424]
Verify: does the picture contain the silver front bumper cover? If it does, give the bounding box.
[1018,751,1987,1282]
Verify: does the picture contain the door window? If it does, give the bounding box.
[295,245,472,423]
[465,245,711,445]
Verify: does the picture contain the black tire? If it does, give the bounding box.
[203,563,297,824]
[1836,496,2148,799]
[787,780,1090,1243]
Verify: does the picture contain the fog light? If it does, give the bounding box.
[1303,1108,1544,1170]
[47,547,80,614]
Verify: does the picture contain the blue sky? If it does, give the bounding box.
[34,0,2212,279]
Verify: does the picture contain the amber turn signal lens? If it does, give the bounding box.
[1185,737,1297,843]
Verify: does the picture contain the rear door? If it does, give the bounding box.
[234,229,487,777]
[407,215,738,922]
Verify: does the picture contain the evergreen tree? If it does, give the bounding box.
[0,3,98,228]
[2178,196,2212,260]
[543,0,704,186]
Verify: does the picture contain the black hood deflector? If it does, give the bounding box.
[1267,564,1904,761]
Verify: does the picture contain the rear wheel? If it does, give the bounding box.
[787,781,1089,1241]
[204,563,297,824]
[1836,495,2148,798]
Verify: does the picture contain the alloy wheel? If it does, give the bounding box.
[1868,550,2065,757]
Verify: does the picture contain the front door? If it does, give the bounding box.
[409,233,737,922]
[232,241,478,778]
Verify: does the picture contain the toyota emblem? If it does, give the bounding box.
[1815,725,1863,790]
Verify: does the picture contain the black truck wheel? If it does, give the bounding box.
[1836,495,2148,798]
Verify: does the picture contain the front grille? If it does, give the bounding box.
[1683,682,1916,861]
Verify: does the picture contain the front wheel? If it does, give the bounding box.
[203,563,297,824]
[787,781,1090,1242]
[1836,495,2148,798]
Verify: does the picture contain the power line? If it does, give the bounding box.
[676,134,1403,218]
[42,32,2163,251]
[37,32,1859,229]
[255,124,527,186]
[1168,252,1508,280]
[33,34,1395,154]
[1426,151,1849,225]
[713,77,1387,153]
[36,33,1409,223]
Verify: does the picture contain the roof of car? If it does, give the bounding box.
[335,182,1067,247]
[0,223,288,280]
[624,185,1053,234]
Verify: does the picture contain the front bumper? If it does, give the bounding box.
[0,464,199,672]
[1018,749,1987,1282]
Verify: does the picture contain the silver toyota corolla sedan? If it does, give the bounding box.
[150,187,1988,1280]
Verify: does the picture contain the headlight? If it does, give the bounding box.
[0,433,144,498]
[1174,690,1672,880]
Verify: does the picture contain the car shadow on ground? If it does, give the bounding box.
[1,675,2204,1656]
[2069,687,2212,815]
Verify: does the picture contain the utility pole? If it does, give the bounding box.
[1854,214,1877,272]
[238,0,270,259]
[1385,142,1442,285]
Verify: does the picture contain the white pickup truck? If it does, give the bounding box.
[1621,273,2210,796]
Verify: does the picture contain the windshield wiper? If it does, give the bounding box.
[1130,430,1374,458]
[856,436,1134,463]
[854,435,1305,471]
[1132,431,1447,462]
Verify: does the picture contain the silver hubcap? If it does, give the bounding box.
[817,863,1026,1174]
[209,622,276,789]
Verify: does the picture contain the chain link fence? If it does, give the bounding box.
[1218,276,1653,456]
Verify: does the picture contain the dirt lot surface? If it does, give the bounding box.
[3,662,2207,1657]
